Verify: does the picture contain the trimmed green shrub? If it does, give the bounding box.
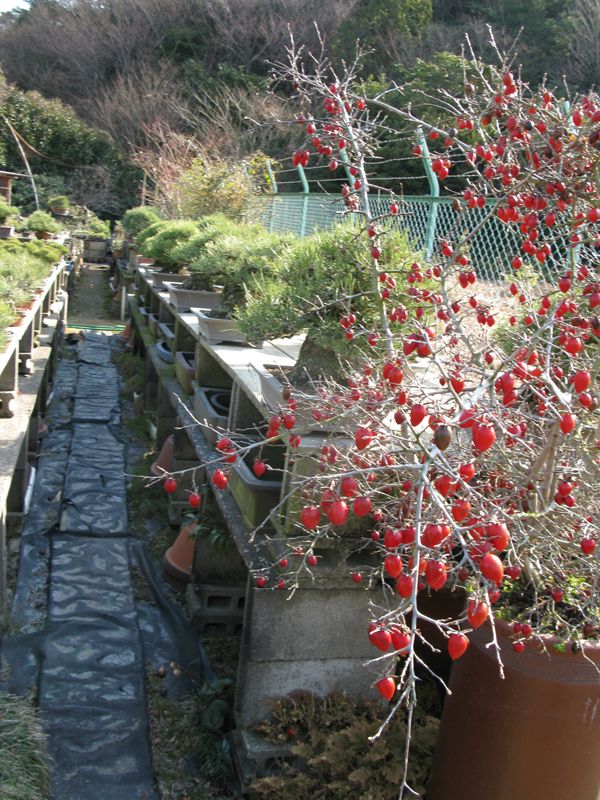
[123,206,161,238]
[169,213,242,266]
[185,230,294,316]
[47,194,69,212]
[23,210,60,234]
[0,200,19,224]
[238,226,423,349]
[139,219,199,269]
[134,220,170,248]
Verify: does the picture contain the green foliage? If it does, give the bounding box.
[334,0,432,73]
[0,200,19,224]
[0,693,50,800]
[139,219,199,268]
[186,229,294,315]
[122,206,161,238]
[238,226,423,350]
[170,213,241,266]
[480,0,570,82]
[0,238,67,265]
[67,208,110,238]
[249,687,440,800]
[174,153,273,222]
[134,220,170,248]
[22,210,60,234]
[46,194,69,211]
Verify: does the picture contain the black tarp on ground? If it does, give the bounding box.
[2,333,210,800]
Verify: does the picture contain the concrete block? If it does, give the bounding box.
[245,585,375,662]
[235,656,378,728]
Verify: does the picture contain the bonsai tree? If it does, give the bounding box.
[238,225,428,382]
[155,40,600,799]
[46,195,69,214]
[0,201,20,225]
[184,229,294,318]
[138,219,199,270]
[169,213,245,268]
[122,205,161,239]
[23,210,61,239]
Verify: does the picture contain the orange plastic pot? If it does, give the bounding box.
[427,619,600,800]
[163,521,197,584]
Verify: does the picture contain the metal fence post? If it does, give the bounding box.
[297,163,310,237]
[417,127,440,262]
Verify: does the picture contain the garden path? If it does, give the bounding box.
[2,333,205,799]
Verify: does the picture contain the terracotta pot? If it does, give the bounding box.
[428,619,600,800]
[150,433,174,477]
[163,521,197,584]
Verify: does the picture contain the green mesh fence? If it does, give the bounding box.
[261,193,568,284]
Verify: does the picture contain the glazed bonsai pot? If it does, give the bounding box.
[175,351,195,395]
[156,339,175,364]
[0,225,14,239]
[251,363,291,411]
[428,618,600,800]
[192,385,232,445]
[228,451,283,530]
[192,308,262,347]
[163,282,222,313]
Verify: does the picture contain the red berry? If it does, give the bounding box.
[376,676,396,701]
[300,505,321,530]
[448,633,469,660]
[369,628,392,652]
[467,599,489,629]
[253,460,267,478]
[188,492,201,509]
[480,552,504,584]
[255,576,267,588]
[164,478,177,494]
[212,469,228,490]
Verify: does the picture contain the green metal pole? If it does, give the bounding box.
[418,127,440,262]
[265,159,278,193]
[297,164,309,237]
[338,148,355,185]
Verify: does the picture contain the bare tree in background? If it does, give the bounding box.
[564,0,600,89]
[86,60,185,152]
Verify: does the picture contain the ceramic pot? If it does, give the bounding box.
[163,521,197,584]
[428,619,600,800]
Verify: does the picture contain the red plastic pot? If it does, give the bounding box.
[427,619,600,800]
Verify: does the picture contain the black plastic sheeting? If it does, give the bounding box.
[2,333,211,800]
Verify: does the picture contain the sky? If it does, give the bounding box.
[0,0,28,11]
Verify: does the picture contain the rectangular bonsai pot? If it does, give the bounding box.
[192,308,262,347]
[163,282,222,313]
[228,451,283,530]
[147,272,185,292]
[192,384,232,445]
[175,351,195,395]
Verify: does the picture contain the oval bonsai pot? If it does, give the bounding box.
[156,339,175,364]
[428,618,600,800]
[192,385,232,445]
[192,308,262,347]
[163,282,222,313]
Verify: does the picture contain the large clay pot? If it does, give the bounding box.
[427,619,600,800]
[163,521,197,584]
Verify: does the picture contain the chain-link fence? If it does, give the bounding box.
[260,192,571,284]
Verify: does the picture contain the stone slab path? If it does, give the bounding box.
[2,333,205,800]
